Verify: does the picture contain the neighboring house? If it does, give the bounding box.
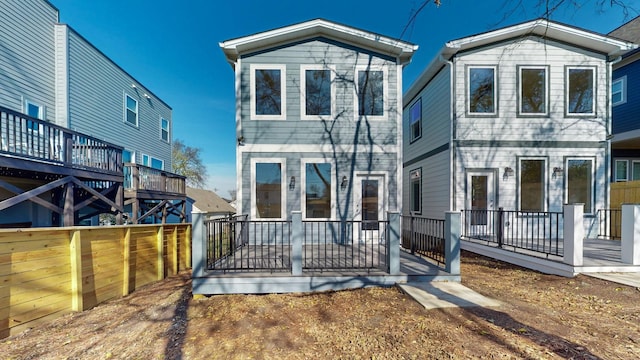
[186,187,236,221]
[0,0,185,226]
[402,19,635,226]
[608,17,640,183]
[220,19,417,224]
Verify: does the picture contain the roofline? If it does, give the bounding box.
[219,18,418,68]
[404,18,638,106]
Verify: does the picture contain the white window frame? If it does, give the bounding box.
[122,149,136,164]
[354,65,388,121]
[160,117,170,142]
[251,158,286,220]
[612,76,627,106]
[633,160,640,181]
[467,65,498,116]
[566,66,596,117]
[250,64,287,120]
[142,153,150,167]
[124,94,139,127]
[151,157,164,170]
[518,157,547,212]
[301,159,336,220]
[409,168,421,214]
[409,98,422,143]
[518,65,549,116]
[300,65,336,120]
[615,159,628,182]
[23,98,44,120]
[565,157,595,215]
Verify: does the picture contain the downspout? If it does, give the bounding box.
[439,54,456,211]
[606,56,622,209]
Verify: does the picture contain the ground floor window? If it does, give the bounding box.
[615,160,628,182]
[253,160,284,219]
[303,162,332,219]
[520,158,546,211]
[410,168,421,214]
[566,158,593,214]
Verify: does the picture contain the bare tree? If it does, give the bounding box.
[172,139,207,188]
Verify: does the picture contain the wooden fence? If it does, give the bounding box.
[611,180,640,208]
[0,223,191,338]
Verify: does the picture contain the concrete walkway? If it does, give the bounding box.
[398,282,501,310]
[585,272,640,288]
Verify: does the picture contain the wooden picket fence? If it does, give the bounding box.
[0,223,191,338]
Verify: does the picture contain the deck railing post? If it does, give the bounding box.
[388,212,400,275]
[291,211,302,275]
[497,207,504,248]
[410,216,416,255]
[191,210,206,278]
[621,204,640,265]
[563,204,584,266]
[445,211,461,275]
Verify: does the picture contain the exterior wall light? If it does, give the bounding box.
[552,167,563,179]
[503,167,514,181]
[341,176,348,190]
[289,176,295,190]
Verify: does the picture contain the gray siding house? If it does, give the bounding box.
[220,19,417,225]
[403,19,635,227]
[0,0,185,226]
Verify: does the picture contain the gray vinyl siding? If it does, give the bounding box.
[239,39,399,146]
[66,29,173,170]
[0,0,57,120]
[402,150,451,219]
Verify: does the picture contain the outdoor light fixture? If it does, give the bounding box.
[552,167,563,179]
[237,136,245,146]
[131,84,136,88]
[289,176,295,190]
[341,176,348,190]
[503,167,514,180]
[143,93,151,99]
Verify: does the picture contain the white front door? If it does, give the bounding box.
[466,171,495,235]
[353,175,385,242]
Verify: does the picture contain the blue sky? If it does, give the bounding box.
[50,0,638,197]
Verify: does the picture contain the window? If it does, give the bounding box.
[161,118,169,142]
[566,159,593,214]
[468,66,497,115]
[520,159,546,211]
[356,66,386,118]
[410,168,421,214]
[612,76,626,106]
[409,99,421,142]
[252,160,285,219]
[615,160,628,182]
[303,162,333,219]
[250,64,286,120]
[24,99,43,119]
[567,67,595,116]
[125,94,138,126]
[142,154,150,167]
[301,65,334,119]
[151,157,164,170]
[519,66,547,115]
[122,149,135,163]
[633,161,640,181]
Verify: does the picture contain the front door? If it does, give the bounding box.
[466,171,495,235]
[354,175,385,242]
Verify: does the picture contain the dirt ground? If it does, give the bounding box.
[2,251,640,359]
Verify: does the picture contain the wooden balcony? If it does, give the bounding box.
[123,163,186,199]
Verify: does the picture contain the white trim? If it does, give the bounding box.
[467,65,497,116]
[250,158,287,220]
[353,172,388,221]
[236,58,243,215]
[301,159,336,220]
[22,97,44,120]
[615,159,628,182]
[354,65,388,121]
[300,65,336,120]
[250,64,287,120]
[612,76,627,106]
[142,153,150,167]
[237,143,397,154]
[519,157,547,212]
[396,63,403,214]
[124,93,139,127]
[632,160,640,181]
[151,157,164,170]
[566,66,596,117]
[160,116,170,143]
[518,65,549,116]
[564,158,595,215]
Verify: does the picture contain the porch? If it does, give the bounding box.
[191,212,462,294]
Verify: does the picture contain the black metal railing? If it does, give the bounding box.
[461,208,563,257]
[0,106,123,174]
[401,215,445,265]
[303,220,388,272]
[205,215,291,272]
[597,209,622,240]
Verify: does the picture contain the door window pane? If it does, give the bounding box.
[410,169,421,213]
[471,175,488,225]
[468,67,495,114]
[362,180,379,230]
[567,159,592,213]
[305,163,331,218]
[358,70,384,116]
[256,163,282,218]
[520,160,545,211]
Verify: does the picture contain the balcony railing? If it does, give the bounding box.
[0,106,122,174]
[123,163,186,194]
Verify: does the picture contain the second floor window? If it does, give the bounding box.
[251,65,286,120]
[161,118,169,142]
[409,99,421,142]
[125,95,138,126]
[302,67,332,118]
[357,69,384,117]
[612,76,626,106]
[468,66,497,115]
[567,67,595,116]
[519,66,548,115]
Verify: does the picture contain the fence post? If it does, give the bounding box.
[122,228,131,296]
[621,204,640,265]
[291,211,303,276]
[191,210,206,278]
[445,211,461,275]
[69,229,84,311]
[497,207,504,248]
[156,225,165,280]
[563,204,584,266]
[388,212,400,275]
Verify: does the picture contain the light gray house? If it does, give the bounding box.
[220,19,417,226]
[402,19,635,229]
[0,0,185,226]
